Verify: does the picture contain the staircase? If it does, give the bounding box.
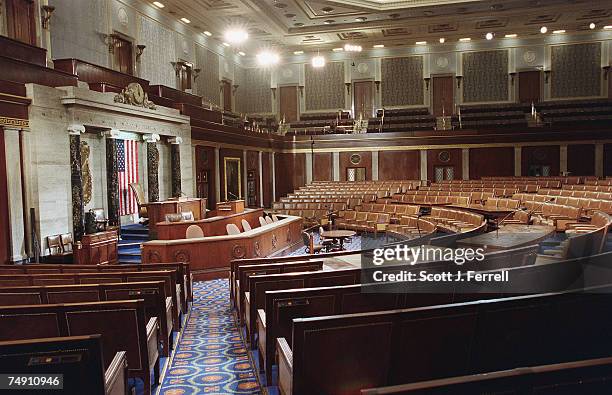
[118,224,148,264]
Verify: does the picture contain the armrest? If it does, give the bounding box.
[277,337,292,369]
[146,317,160,371]
[257,308,266,329]
[105,351,127,395]
[277,337,293,395]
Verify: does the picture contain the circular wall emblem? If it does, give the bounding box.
[438,151,451,163]
[533,148,548,161]
[174,250,190,263]
[357,63,369,74]
[282,68,294,78]
[436,56,449,69]
[350,154,361,165]
[118,8,129,26]
[523,50,537,65]
[232,245,246,259]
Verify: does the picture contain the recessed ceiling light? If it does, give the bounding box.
[203,31,212,36]
[181,17,191,24]
[224,29,248,44]
[332,47,343,52]
[540,26,548,33]
[293,50,304,55]
[312,55,325,68]
[439,37,445,43]
[152,1,164,8]
[373,44,385,48]
[256,51,280,65]
[459,37,471,42]
[553,29,566,34]
[485,32,494,40]
[238,51,246,56]
[416,41,427,45]
[504,33,517,38]
[344,44,362,52]
[355,17,367,22]
[222,42,230,47]
[604,25,612,30]
[589,22,596,29]
[324,20,335,25]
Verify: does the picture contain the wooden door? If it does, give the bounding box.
[6,0,37,45]
[113,36,133,75]
[353,81,373,119]
[279,86,298,122]
[223,80,232,112]
[432,76,454,116]
[0,128,11,264]
[179,62,192,92]
[519,71,542,103]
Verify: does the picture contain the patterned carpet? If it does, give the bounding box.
[158,279,261,395]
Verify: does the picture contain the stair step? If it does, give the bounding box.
[121,234,148,241]
[119,259,142,264]
[118,241,142,247]
[119,251,141,257]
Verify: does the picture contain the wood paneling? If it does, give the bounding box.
[378,151,420,180]
[518,71,542,103]
[293,153,306,189]
[274,153,306,199]
[6,0,36,46]
[353,81,373,119]
[432,76,454,116]
[149,85,202,107]
[340,152,372,181]
[54,59,147,89]
[246,151,260,207]
[0,35,46,66]
[156,208,264,239]
[567,144,595,176]
[605,144,612,177]
[262,153,272,207]
[219,148,243,201]
[0,57,78,87]
[0,128,11,264]
[195,146,215,208]
[313,153,332,181]
[113,36,133,76]
[469,147,514,179]
[279,86,298,123]
[427,149,462,181]
[521,145,560,176]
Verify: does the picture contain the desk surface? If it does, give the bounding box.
[321,230,356,238]
[457,225,555,251]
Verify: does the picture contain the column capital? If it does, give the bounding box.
[168,136,183,145]
[143,133,161,143]
[67,124,86,135]
[101,128,121,139]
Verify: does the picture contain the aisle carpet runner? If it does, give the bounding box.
[158,279,261,395]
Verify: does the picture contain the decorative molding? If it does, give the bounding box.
[0,117,29,128]
[168,136,183,145]
[67,124,86,135]
[142,133,161,143]
[114,83,156,109]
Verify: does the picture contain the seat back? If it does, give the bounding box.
[265,216,273,224]
[180,211,194,221]
[186,225,204,239]
[241,219,252,232]
[259,217,268,227]
[60,233,73,252]
[272,214,280,222]
[227,224,241,235]
[92,208,106,221]
[47,235,62,255]
[129,183,146,206]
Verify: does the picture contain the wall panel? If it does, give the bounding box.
[195,145,216,208]
[262,153,272,207]
[462,50,508,103]
[339,152,372,181]
[235,68,271,114]
[195,46,220,105]
[313,152,332,181]
[378,151,420,180]
[219,148,243,201]
[381,57,424,107]
[567,144,595,176]
[139,15,176,88]
[521,145,560,176]
[551,43,601,98]
[305,62,345,111]
[605,144,612,178]
[427,149,463,181]
[246,151,260,207]
[469,147,514,179]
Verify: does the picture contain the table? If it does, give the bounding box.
[320,230,356,250]
[456,225,555,251]
[146,198,206,238]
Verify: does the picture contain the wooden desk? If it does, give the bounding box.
[320,230,356,250]
[74,229,118,265]
[216,200,245,216]
[457,225,555,251]
[446,204,514,220]
[146,198,206,238]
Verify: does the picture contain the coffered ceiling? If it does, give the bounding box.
[153,0,612,52]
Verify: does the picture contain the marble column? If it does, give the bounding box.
[305,152,313,184]
[462,148,470,180]
[68,125,86,240]
[4,127,26,261]
[371,151,379,181]
[214,147,221,203]
[169,137,183,198]
[258,151,264,207]
[332,152,340,181]
[144,134,161,202]
[420,150,428,181]
[271,152,276,201]
[514,147,522,177]
[105,129,121,227]
[559,145,568,175]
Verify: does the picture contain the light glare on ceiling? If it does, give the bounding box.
[256,51,279,66]
[589,22,596,29]
[332,47,343,52]
[505,34,517,38]
[238,51,246,56]
[373,44,384,48]
[344,44,362,52]
[152,1,164,8]
[553,29,565,34]
[312,55,325,68]
[485,32,494,40]
[181,17,190,23]
[224,29,249,44]
[222,42,230,47]
[459,37,471,42]
[604,25,612,30]
[439,38,445,43]
[416,41,427,45]
[293,50,304,55]
[203,31,212,36]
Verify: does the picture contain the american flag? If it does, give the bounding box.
[117,139,139,216]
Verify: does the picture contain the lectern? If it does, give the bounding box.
[216,200,245,216]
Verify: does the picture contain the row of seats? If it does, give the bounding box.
[515,193,612,215]
[273,209,328,227]
[225,215,280,236]
[484,198,521,210]
[562,184,612,192]
[523,202,582,231]
[539,188,612,200]
[356,203,420,219]
[439,179,565,187]
[335,211,391,233]
[272,202,347,211]
[585,179,612,186]
[424,184,541,193]
[481,176,585,184]
[394,195,470,205]
[386,216,437,237]
[427,208,485,232]
[404,188,518,197]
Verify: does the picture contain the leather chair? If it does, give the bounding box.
[129,183,148,219]
[186,225,204,239]
[226,224,241,235]
[92,208,108,231]
[241,219,252,232]
[60,233,73,252]
[259,217,268,227]
[302,232,324,254]
[265,216,273,224]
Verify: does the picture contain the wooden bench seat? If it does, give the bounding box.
[0,335,128,395]
[0,281,173,356]
[0,300,159,395]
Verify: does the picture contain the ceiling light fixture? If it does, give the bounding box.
[485,32,494,40]
[459,37,471,42]
[416,41,427,45]
[604,25,612,30]
[589,22,596,29]
[439,37,445,43]
[238,51,246,56]
[312,54,325,68]
[293,50,304,55]
[332,47,343,52]
[355,17,367,22]
[256,51,280,66]
[553,29,566,34]
[222,42,230,47]
[152,1,164,8]
[181,17,191,24]
[373,44,384,48]
[540,26,548,33]
[344,44,362,52]
[224,28,249,44]
[505,33,517,38]
[203,31,212,36]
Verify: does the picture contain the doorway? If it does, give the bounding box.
[113,35,134,75]
[432,76,454,116]
[347,167,367,182]
[434,166,455,182]
[222,80,232,112]
[518,71,542,103]
[353,81,373,119]
[6,0,37,45]
[224,157,242,201]
[279,86,298,123]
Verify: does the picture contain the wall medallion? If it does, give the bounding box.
[147,251,162,263]
[80,141,92,205]
[350,154,361,165]
[523,50,537,65]
[117,7,129,26]
[174,250,190,263]
[282,68,294,79]
[436,56,449,69]
[232,245,246,259]
[357,63,369,74]
[438,151,451,163]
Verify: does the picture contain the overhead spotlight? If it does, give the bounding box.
[181,17,191,24]
[373,44,385,48]
[439,37,445,43]
[312,55,325,68]
[589,22,596,29]
[222,42,230,47]
[238,51,246,56]
[459,37,471,42]
[485,32,494,40]
[224,28,249,44]
[344,44,362,52]
[332,47,343,52]
[256,51,280,66]
[416,41,427,45]
[293,50,304,55]
[355,17,367,22]
[152,1,164,8]
[540,26,548,33]
[553,29,566,34]
[604,25,612,30]
[505,34,517,38]
[203,31,212,36]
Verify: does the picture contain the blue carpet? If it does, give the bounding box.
[158,279,261,394]
[119,224,148,264]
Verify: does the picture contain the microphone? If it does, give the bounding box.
[227,191,239,201]
[415,212,424,238]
